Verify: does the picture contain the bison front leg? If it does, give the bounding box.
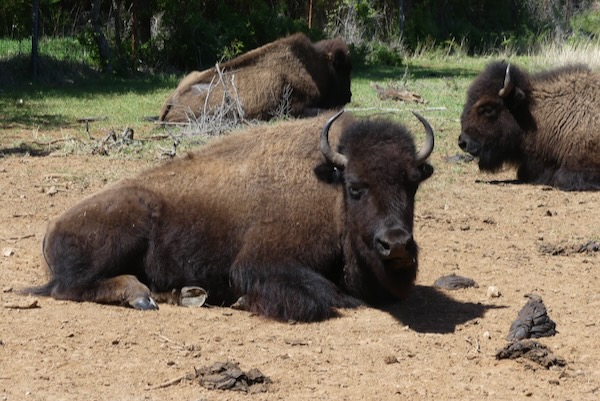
[86,275,158,310]
[229,261,362,322]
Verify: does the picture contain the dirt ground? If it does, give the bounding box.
[1,122,599,401]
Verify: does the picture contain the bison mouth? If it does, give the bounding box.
[458,132,481,157]
[379,251,418,301]
[382,254,417,270]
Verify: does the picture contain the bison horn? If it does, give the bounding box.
[498,64,514,98]
[411,112,435,164]
[320,109,348,168]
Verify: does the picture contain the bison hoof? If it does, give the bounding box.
[180,286,208,308]
[130,296,159,310]
[231,295,248,311]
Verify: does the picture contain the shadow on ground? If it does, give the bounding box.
[355,64,480,82]
[0,143,53,157]
[384,285,505,334]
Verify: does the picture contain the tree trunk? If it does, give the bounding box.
[91,0,112,72]
[398,0,405,37]
[132,0,152,51]
[112,0,123,69]
[31,0,39,80]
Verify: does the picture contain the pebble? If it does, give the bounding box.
[487,286,501,298]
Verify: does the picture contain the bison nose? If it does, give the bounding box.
[375,227,413,258]
[458,135,468,151]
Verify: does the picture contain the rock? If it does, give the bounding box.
[507,294,557,342]
[486,286,501,298]
[433,273,478,290]
[495,339,566,369]
[196,361,271,393]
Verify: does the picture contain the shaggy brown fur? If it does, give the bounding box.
[24,112,434,322]
[159,33,352,122]
[459,61,600,190]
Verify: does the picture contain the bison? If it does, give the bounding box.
[159,33,352,123]
[24,111,434,322]
[459,61,600,190]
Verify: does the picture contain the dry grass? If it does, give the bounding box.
[529,40,600,70]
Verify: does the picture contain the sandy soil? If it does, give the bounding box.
[1,124,599,401]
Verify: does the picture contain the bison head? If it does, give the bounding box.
[459,61,536,172]
[314,111,434,303]
[314,38,353,107]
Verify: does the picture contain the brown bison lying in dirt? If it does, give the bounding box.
[459,61,600,190]
[159,33,352,123]
[25,111,434,322]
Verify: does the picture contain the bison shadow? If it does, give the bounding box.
[475,178,528,187]
[0,143,52,157]
[355,64,479,82]
[383,285,506,334]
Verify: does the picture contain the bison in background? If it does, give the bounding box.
[24,111,434,322]
[459,61,600,191]
[159,33,352,123]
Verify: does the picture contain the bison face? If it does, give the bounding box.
[459,62,534,172]
[314,38,353,107]
[459,96,523,171]
[315,111,434,302]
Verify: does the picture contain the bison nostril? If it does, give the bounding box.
[376,228,413,258]
[458,138,467,150]
[376,239,392,257]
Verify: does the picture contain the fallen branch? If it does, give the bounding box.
[346,107,447,113]
[30,137,82,146]
[4,299,39,309]
[145,372,196,391]
[0,234,35,242]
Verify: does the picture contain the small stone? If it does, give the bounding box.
[482,331,491,340]
[2,248,14,257]
[487,286,501,298]
[384,355,398,364]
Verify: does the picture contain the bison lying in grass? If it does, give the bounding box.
[459,61,600,190]
[159,33,352,123]
[25,111,434,322]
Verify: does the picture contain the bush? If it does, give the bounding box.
[570,9,600,40]
[363,41,403,67]
[155,1,308,71]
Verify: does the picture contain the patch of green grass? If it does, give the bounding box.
[2,39,599,162]
[349,55,490,160]
[0,37,92,61]
[1,72,179,134]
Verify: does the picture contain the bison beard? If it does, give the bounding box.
[24,111,434,322]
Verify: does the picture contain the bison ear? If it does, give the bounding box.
[418,163,434,182]
[514,87,526,104]
[314,162,344,185]
[329,49,350,71]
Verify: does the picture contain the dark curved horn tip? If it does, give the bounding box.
[410,111,435,164]
[320,109,347,168]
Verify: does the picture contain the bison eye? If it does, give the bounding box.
[347,185,366,200]
[477,104,499,119]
